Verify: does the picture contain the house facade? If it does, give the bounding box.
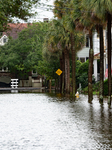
[77,30,108,82]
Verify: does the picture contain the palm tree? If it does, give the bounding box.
[70,0,109,103]
[44,19,71,94]
[69,0,95,101]
[84,0,112,104]
[53,0,71,94]
[107,13,111,104]
[54,0,85,96]
[99,25,104,102]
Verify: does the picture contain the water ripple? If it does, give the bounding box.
[0,93,111,149]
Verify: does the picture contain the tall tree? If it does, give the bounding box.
[53,1,71,94]
[0,22,48,80]
[99,25,104,102]
[44,19,71,93]
[54,0,85,96]
[88,30,94,102]
[70,0,107,102]
[0,0,39,31]
[69,0,95,101]
[84,0,112,104]
[107,13,111,104]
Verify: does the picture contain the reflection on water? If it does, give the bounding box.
[0,93,111,149]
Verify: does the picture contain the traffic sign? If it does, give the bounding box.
[56,69,62,76]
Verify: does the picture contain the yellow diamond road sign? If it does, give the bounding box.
[56,69,62,76]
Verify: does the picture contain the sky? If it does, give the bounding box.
[28,0,55,22]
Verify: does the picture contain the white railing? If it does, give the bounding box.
[11,79,18,88]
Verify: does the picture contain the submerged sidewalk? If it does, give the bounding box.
[0,87,45,91]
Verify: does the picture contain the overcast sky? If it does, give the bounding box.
[13,0,54,23]
[29,0,54,22]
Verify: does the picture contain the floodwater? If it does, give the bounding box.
[0,93,112,150]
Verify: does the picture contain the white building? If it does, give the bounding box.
[77,30,108,82]
[0,35,8,46]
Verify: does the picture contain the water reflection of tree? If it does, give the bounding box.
[94,104,112,148]
[107,108,112,146]
[87,102,112,149]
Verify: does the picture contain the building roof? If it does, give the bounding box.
[94,50,106,59]
[2,23,30,39]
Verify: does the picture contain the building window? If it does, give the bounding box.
[3,38,7,43]
[86,35,89,47]
[43,18,49,22]
[80,58,85,63]
[97,33,99,38]
[86,57,89,61]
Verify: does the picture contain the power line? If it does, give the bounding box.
[39,2,92,12]
[37,2,108,15]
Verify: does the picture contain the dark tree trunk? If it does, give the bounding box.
[62,52,65,93]
[49,79,51,93]
[88,30,93,102]
[107,13,111,105]
[60,52,65,94]
[71,33,76,96]
[99,25,104,103]
[60,56,63,93]
[64,47,70,94]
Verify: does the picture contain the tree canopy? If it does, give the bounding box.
[0,0,39,31]
[0,22,48,79]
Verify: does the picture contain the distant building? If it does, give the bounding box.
[43,18,49,22]
[0,23,29,46]
[0,23,43,88]
[77,30,107,82]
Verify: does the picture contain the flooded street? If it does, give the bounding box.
[0,93,112,150]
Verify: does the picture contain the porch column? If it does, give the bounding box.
[93,59,97,81]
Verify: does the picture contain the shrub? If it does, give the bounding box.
[92,78,111,96]
[76,59,96,89]
[78,59,89,75]
[77,72,88,89]
[76,60,89,89]
[83,86,88,94]
[92,81,99,92]
[103,79,108,96]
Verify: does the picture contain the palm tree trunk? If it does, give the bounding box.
[71,33,76,96]
[49,79,51,93]
[99,25,104,103]
[88,30,93,102]
[62,52,65,94]
[107,13,111,105]
[64,47,70,94]
[60,56,63,93]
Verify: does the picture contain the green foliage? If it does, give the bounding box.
[103,78,112,96]
[76,60,89,88]
[75,59,82,77]
[76,59,95,89]
[92,82,99,92]
[78,59,89,74]
[0,22,48,79]
[83,86,88,94]
[0,0,39,31]
[77,72,88,88]
[83,81,100,95]
[83,79,109,96]
[37,58,60,80]
[104,79,108,96]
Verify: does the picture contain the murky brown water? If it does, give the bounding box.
[0,93,111,150]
